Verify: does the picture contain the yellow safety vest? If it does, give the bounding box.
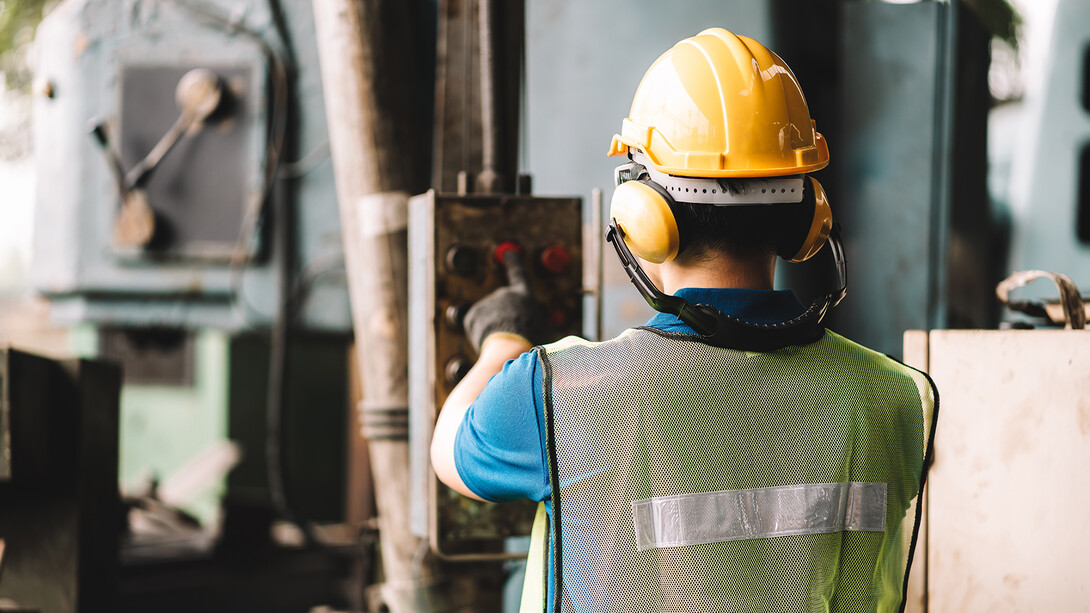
[522,328,937,613]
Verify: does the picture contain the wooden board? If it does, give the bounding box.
[906,330,1090,612]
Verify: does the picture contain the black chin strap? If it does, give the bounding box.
[606,219,847,352]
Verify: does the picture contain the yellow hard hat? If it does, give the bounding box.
[608,28,829,178]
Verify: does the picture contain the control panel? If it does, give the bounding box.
[409,190,583,559]
[113,64,259,258]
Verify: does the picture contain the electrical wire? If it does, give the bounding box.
[277,141,331,179]
[256,0,321,550]
[291,250,346,309]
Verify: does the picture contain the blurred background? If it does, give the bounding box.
[0,0,1087,611]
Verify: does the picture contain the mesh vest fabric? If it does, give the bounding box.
[538,328,937,613]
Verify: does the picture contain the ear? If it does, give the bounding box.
[610,180,680,264]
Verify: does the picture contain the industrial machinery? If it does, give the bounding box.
[28,0,366,609]
[0,349,121,613]
[31,0,349,331]
[408,191,585,560]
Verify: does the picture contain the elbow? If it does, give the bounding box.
[425,429,442,482]
[430,418,460,492]
[429,416,487,502]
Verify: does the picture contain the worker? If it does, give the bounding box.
[431,27,937,613]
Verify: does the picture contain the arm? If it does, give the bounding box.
[430,333,533,501]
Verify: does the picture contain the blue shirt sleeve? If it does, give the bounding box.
[453,350,550,503]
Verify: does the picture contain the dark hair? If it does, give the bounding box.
[670,178,816,262]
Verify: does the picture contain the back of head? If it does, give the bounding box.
[603,28,846,350]
[669,180,821,264]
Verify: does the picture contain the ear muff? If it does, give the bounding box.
[610,179,680,264]
[778,177,833,262]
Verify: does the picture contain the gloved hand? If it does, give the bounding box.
[463,248,545,353]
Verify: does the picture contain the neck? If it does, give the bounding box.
[659,253,776,295]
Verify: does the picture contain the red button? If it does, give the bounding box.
[540,245,572,274]
[494,241,523,266]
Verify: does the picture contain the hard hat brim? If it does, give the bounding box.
[608,129,830,179]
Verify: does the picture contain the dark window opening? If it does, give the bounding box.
[1078,143,1090,245]
[1084,45,1090,114]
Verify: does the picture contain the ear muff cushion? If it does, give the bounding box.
[610,180,680,263]
[778,177,833,262]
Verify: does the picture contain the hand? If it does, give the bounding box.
[463,248,545,353]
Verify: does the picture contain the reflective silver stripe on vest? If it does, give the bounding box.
[632,482,887,551]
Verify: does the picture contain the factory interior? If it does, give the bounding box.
[0,0,1087,611]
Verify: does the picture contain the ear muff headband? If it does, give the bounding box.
[609,179,680,264]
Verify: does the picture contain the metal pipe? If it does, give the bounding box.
[312,1,428,610]
[476,0,501,193]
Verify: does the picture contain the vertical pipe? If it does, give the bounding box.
[311,0,428,610]
[476,0,501,193]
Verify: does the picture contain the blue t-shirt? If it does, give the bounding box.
[453,288,807,609]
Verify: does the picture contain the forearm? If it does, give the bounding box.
[430,333,533,500]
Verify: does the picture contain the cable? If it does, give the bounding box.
[518,5,528,181]
[461,1,473,181]
[277,141,331,179]
[257,0,322,549]
[291,250,347,309]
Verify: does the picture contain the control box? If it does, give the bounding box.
[409,190,583,559]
